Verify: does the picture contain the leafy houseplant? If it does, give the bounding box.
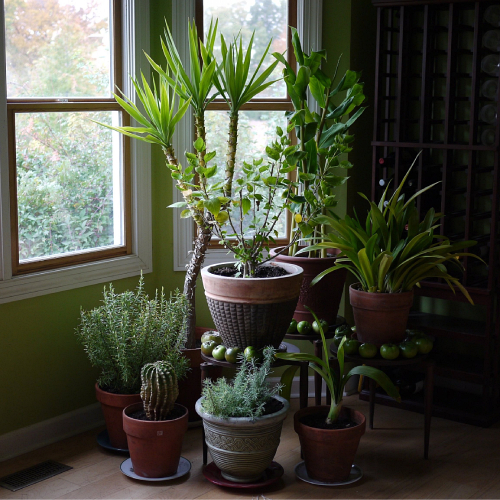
[302,159,482,345]
[275,309,400,483]
[76,276,189,448]
[195,348,289,483]
[270,28,366,324]
[123,361,189,479]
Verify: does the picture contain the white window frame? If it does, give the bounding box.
[172,0,323,271]
[0,0,152,303]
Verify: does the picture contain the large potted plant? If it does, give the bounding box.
[302,160,482,346]
[270,28,366,325]
[195,347,289,483]
[75,276,189,449]
[123,360,188,478]
[275,309,400,483]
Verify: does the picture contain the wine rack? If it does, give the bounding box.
[369,0,500,425]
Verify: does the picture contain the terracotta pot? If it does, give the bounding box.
[95,384,141,449]
[196,396,289,483]
[294,405,366,483]
[270,247,347,325]
[349,283,414,346]
[201,262,303,350]
[123,402,188,478]
[177,346,202,424]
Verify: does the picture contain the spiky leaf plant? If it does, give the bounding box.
[141,361,179,420]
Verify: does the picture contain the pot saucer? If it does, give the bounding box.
[294,462,362,486]
[203,461,284,488]
[120,457,191,482]
[96,430,129,454]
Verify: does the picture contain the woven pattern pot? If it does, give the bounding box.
[350,283,414,346]
[294,405,366,483]
[270,247,347,325]
[196,396,289,483]
[201,262,303,350]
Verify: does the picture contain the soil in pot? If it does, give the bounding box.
[210,265,289,278]
[299,411,358,430]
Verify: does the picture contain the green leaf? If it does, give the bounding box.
[194,137,206,152]
[348,365,401,402]
[168,201,188,208]
[204,198,221,217]
[279,365,300,401]
[180,209,191,219]
[242,198,251,215]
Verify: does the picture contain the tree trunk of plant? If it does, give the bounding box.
[224,113,238,198]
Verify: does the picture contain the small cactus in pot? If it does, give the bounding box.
[140,361,179,421]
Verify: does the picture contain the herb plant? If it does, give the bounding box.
[76,276,190,394]
[201,347,282,419]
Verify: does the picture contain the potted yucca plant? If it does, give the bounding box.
[75,276,189,449]
[275,308,400,483]
[195,347,289,483]
[123,361,189,478]
[301,157,482,346]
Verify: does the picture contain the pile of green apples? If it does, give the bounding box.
[332,326,434,360]
[200,331,262,364]
[287,318,329,335]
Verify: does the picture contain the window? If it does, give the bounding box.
[0,1,152,302]
[172,0,322,270]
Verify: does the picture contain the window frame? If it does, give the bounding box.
[172,0,323,271]
[0,0,152,303]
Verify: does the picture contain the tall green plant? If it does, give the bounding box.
[277,308,400,424]
[302,158,483,302]
[273,28,366,257]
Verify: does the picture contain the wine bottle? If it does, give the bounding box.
[378,153,395,167]
[396,378,424,398]
[379,175,394,187]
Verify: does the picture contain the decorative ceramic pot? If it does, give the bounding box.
[349,283,414,346]
[270,247,347,325]
[123,402,188,478]
[201,262,303,350]
[95,384,141,449]
[294,405,366,483]
[195,395,289,483]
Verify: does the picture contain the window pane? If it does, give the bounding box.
[15,111,124,261]
[205,109,289,237]
[5,0,112,98]
[204,0,288,99]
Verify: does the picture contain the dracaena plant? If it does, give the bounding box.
[302,157,483,303]
[276,308,401,424]
[273,28,367,258]
[96,20,281,345]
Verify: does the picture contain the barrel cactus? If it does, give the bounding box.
[140,361,179,421]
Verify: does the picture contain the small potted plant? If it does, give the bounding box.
[275,309,401,483]
[123,361,189,478]
[301,159,482,346]
[75,276,189,449]
[195,347,289,483]
[270,28,367,326]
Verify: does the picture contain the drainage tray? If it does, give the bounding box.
[0,460,72,491]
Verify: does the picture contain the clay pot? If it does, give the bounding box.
[123,402,188,478]
[176,346,202,424]
[270,247,347,324]
[196,396,289,483]
[294,405,366,483]
[201,262,303,350]
[95,384,141,449]
[349,283,414,346]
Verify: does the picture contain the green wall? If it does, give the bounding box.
[0,0,376,437]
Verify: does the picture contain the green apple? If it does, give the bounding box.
[399,341,418,359]
[201,340,217,356]
[335,324,352,337]
[333,334,345,348]
[212,345,227,361]
[344,339,361,356]
[312,319,329,334]
[287,319,298,334]
[359,343,378,358]
[297,321,312,335]
[244,346,259,361]
[201,331,222,345]
[225,347,241,364]
[415,336,434,354]
[380,343,400,360]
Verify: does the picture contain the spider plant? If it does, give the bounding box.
[276,308,401,424]
[301,156,482,303]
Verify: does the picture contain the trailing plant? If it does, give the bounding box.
[96,20,282,343]
[201,347,282,419]
[276,308,401,424]
[301,156,482,302]
[273,28,366,257]
[141,361,179,421]
[75,276,190,394]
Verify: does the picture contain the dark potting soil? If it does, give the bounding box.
[300,411,358,430]
[211,265,289,278]
[262,398,284,416]
[128,405,186,421]
[99,385,136,395]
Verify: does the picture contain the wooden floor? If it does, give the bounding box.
[1,395,500,499]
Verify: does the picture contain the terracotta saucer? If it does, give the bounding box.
[203,461,284,488]
[96,430,129,454]
[120,457,191,482]
[295,462,363,486]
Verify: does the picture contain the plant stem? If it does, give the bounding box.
[326,400,343,425]
[224,112,238,198]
